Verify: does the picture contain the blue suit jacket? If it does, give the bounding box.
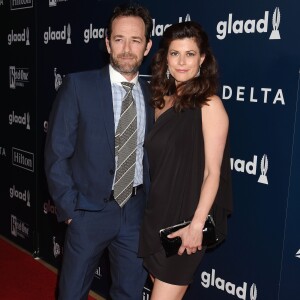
[44,66,153,222]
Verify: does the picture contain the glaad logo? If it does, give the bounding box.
[12,147,34,172]
[52,236,61,258]
[0,146,7,157]
[43,120,48,133]
[296,249,300,259]
[10,185,31,207]
[230,154,269,185]
[95,267,102,279]
[9,66,30,89]
[54,68,64,90]
[84,23,106,43]
[143,287,151,300]
[43,199,57,215]
[9,111,30,130]
[152,14,191,37]
[222,85,285,106]
[10,0,33,10]
[8,27,30,45]
[201,269,257,300]
[11,215,29,238]
[216,7,281,40]
[44,24,71,44]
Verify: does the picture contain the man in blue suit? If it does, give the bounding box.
[44,4,153,300]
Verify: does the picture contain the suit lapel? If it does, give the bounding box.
[98,66,115,158]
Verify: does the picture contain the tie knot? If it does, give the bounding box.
[121,82,134,91]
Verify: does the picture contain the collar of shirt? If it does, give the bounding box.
[109,64,139,85]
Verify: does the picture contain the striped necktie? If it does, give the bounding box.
[114,82,137,207]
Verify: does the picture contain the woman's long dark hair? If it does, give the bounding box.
[151,21,219,111]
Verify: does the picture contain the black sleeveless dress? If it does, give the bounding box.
[138,107,232,285]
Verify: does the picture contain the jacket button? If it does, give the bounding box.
[109,169,114,175]
[104,198,108,203]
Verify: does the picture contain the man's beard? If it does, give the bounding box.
[110,52,142,75]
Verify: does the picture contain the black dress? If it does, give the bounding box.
[138,107,232,285]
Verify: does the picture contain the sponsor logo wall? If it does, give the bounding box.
[1,0,299,299]
[1,0,36,251]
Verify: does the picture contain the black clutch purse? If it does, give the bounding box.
[159,215,218,257]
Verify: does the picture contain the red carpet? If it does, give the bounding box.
[0,236,99,300]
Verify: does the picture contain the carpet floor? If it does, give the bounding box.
[0,235,103,300]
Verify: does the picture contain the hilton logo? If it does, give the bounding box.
[12,147,34,172]
[10,0,33,10]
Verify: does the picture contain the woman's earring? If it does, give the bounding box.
[166,68,170,79]
[196,65,201,77]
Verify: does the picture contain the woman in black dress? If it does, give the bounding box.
[138,21,232,299]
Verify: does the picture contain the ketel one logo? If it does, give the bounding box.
[216,7,281,40]
[9,111,30,130]
[9,66,30,89]
[201,269,257,300]
[9,185,31,207]
[230,154,269,185]
[11,215,29,238]
[8,27,30,45]
[44,24,72,44]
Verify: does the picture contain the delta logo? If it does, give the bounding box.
[231,154,269,185]
[216,7,281,40]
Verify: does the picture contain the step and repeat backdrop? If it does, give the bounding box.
[1,0,299,299]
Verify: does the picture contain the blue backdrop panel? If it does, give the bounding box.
[1,0,300,299]
[279,69,300,299]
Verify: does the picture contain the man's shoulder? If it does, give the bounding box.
[67,66,108,80]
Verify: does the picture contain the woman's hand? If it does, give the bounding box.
[167,222,204,255]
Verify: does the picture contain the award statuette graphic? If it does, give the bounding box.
[258,154,268,184]
[26,190,31,207]
[49,0,57,7]
[26,113,30,130]
[250,284,258,300]
[269,7,281,40]
[67,23,71,44]
[26,27,30,45]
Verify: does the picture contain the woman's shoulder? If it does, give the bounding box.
[202,95,229,123]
